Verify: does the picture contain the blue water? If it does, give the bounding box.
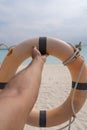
[0,45,87,65]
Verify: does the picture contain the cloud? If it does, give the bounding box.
[0,0,87,45]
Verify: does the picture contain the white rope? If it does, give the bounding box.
[68,118,72,130]
[67,59,85,130]
[56,43,85,130]
[56,60,85,130]
[71,60,85,117]
[56,117,75,130]
[0,43,9,50]
[63,48,80,65]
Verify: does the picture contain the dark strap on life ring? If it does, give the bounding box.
[39,110,46,127]
[1,81,87,90]
[39,37,47,55]
[0,82,7,89]
[72,81,87,90]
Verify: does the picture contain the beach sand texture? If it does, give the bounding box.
[19,64,87,130]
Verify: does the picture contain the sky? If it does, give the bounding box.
[0,0,87,46]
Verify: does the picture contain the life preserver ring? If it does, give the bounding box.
[0,37,87,127]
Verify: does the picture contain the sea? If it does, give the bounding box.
[0,45,87,65]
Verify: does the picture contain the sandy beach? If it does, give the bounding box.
[18,64,87,130]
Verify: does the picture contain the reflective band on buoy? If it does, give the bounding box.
[0,83,7,89]
[39,37,47,55]
[39,110,46,127]
[72,81,87,90]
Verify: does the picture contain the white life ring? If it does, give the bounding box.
[0,37,87,127]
